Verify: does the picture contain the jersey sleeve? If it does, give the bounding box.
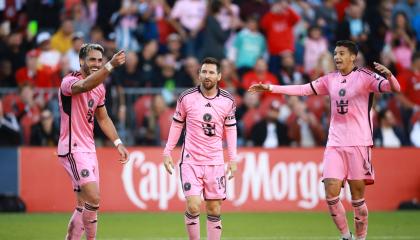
[310,74,329,95]
[61,76,79,96]
[173,96,186,123]
[225,101,237,127]
[366,71,394,93]
[98,85,106,107]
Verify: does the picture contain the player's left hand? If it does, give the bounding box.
[117,144,129,164]
[373,62,392,79]
[226,161,237,180]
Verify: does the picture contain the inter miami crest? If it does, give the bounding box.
[81,169,90,178]
[339,88,346,97]
[184,182,191,191]
[203,113,212,122]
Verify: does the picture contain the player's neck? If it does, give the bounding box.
[200,85,218,98]
[80,70,88,79]
[339,65,356,76]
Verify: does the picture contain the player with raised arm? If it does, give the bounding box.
[163,57,238,240]
[249,40,400,240]
[58,43,129,240]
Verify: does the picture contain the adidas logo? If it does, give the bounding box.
[205,103,211,107]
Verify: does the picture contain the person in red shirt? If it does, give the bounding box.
[241,58,279,99]
[260,0,299,73]
[396,51,420,137]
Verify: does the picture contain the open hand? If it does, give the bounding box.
[248,83,270,93]
[163,155,174,175]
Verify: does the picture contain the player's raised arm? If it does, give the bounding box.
[248,79,327,96]
[72,47,125,94]
[373,62,401,93]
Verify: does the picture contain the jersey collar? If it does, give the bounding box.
[197,85,220,99]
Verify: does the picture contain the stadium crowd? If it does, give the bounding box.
[0,0,419,148]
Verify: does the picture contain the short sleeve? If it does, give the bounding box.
[97,85,106,107]
[173,97,186,123]
[225,101,237,127]
[311,75,329,95]
[366,72,388,93]
[61,76,79,96]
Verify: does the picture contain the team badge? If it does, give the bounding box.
[88,99,94,108]
[81,169,90,178]
[203,113,212,122]
[339,89,346,97]
[184,182,191,191]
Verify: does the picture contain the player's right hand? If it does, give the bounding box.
[163,155,174,175]
[248,82,270,93]
[109,50,126,68]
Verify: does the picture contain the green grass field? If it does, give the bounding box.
[0,211,419,239]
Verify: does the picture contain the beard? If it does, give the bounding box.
[202,79,217,90]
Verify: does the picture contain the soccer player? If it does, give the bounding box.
[249,40,400,240]
[163,57,238,240]
[57,43,129,240]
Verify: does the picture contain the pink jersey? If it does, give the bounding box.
[57,72,106,156]
[164,86,237,165]
[272,67,397,147]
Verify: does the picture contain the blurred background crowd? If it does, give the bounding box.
[0,0,419,148]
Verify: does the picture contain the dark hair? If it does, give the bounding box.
[200,57,221,73]
[79,43,104,59]
[335,40,358,56]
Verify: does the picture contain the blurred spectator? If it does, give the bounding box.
[241,58,279,94]
[138,94,170,145]
[287,97,326,147]
[0,98,21,146]
[51,18,75,54]
[89,25,107,46]
[239,0,270,22]
[138,40,160,87]
[65,32,85,72]
[373,109,408,148]
[14,84,41,145]
[314,0,338,46]
[135,0,160,44]
[157,33,184,72]
[30,108,59,146]
[36,32,61,71]
[199,0,231,60]
[230,16,267,77]
[219,59,240,94]
[71,2,96,39]
[392,0,420,24]
[336,1,369,53]
[304,25,329,73]
[250,100,290,148]
[110,0,142,52]
[365,0,393,65]
[260,0,300,73]
[278,51,308,85]
[114,51,143,87]
[309,52,335,80]
[175,56,200,87]
[237,91,262,141]
[396,51,420,136]
[384,11,416,71]
[3,30,27,73]
[14,49,56,88]
[216,0,241,31]
[169,0,207,57]
[0,58,15,87]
